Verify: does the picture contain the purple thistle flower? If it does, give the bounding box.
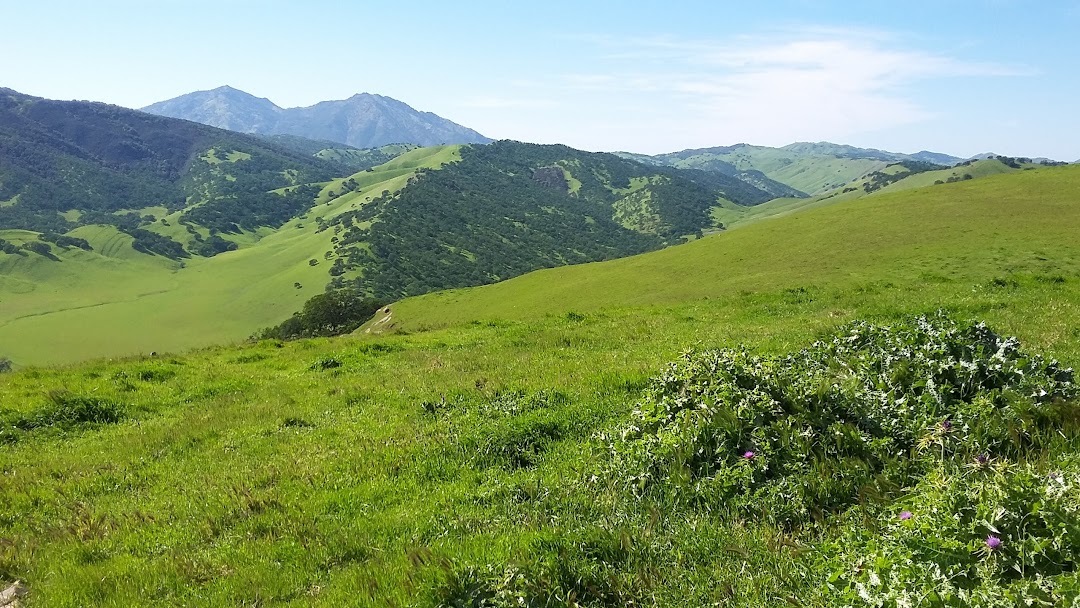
[986,535,1003,550]
[899,511,913,521]
[975,454,989,465]
[743,451,755,460]
[941,420,953,432]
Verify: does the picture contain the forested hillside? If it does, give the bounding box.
[0,88,337,258]
[325,141,780,299]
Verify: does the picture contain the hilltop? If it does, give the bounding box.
[142,86,491,148]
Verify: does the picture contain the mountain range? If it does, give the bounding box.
[618,143,966,195]
[142,86,491,148]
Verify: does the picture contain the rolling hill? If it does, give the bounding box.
[707,156,1047,229]
[1,161,1077,607]
[379,163,1080,332]
[142,86,492,148]
[0,91,788,365]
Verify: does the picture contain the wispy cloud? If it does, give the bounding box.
[450,27,1031,154]
[567,30,1028,148]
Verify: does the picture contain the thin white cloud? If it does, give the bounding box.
[454,27,1031,153]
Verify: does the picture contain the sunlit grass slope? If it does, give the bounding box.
[710,158,1030,228]
[0,147,459,366]
[388,164,1080,333]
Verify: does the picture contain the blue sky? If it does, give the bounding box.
[3,0,1078,159]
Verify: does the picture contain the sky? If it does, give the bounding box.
[3,0,1079,160]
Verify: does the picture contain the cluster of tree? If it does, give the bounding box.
[181,182,323,234]
[21,240,56,259]
[0,238,25,256]
[38,232,91,251]
[326,177,362,200]
[254,289,385,341]
[934,174,974,185]
[189,234,237,257]
[859,160,946,194]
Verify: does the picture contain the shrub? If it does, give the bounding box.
[256,289,385,341]
[604,313,1076,526]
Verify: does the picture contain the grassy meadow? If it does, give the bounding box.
[1,164,1079,606]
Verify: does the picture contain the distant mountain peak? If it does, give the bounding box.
[142,88,490,148]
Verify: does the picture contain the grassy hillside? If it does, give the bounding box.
[0,165,1077,606]
[384,164,1080,332]
[709,158,1028,229]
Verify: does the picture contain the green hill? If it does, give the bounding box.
[0,145,459,366]
[325,141,783,300]
[708,157,1035,229]
[382,164,1080,333]
[0,165,1077,607]
[0,88,338,250]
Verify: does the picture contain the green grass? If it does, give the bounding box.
[1,164,1079,606]
[0,147,461,367]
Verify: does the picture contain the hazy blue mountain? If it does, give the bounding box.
[142,86,491,148]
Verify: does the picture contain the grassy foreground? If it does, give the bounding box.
[1,165,1079,606]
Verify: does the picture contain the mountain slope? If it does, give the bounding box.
[143,86,491,148]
